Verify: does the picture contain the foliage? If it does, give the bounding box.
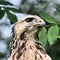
[0,0,22,24]
[0,0,60,60]
[0,8,5,19]
[38,27,47,47]
[0,1,13,5]
[38,11,60,46]
[7,11,17,24]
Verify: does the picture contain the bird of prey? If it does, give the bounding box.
[8,15,52,60]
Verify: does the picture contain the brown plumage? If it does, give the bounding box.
[8,15,52,60]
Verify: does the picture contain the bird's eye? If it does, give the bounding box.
[25,18,34,22]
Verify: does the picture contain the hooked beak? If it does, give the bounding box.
[33,18,46,26]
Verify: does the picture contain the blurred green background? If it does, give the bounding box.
[0,0,60,60]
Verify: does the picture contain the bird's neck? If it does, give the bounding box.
[26,30,37,40]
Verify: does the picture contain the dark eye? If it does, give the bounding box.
[25,18,34,22]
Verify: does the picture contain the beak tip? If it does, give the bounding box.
[41,21,46,26]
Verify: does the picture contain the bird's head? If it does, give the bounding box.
[14,15,45,40]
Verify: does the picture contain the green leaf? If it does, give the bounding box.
[0,1,13,5]
[38,27,47,47]
[48,25,59,45]
[57,36,60,38]
[7,11,17,24]
[57,33,60,38]
[7,8,22,13]
[0,8,5,19]
[39,12,57,24]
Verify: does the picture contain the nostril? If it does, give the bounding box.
[40,21,42,22]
